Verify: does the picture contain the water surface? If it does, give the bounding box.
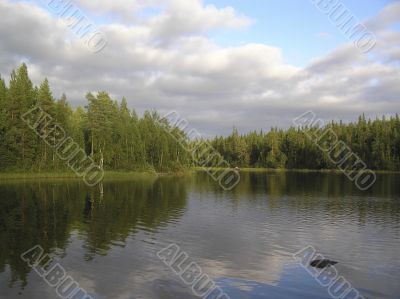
[0,172,399,299]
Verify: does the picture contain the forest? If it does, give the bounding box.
[0,64,399,173]
[210,116,400,170]
[0,64,191,172]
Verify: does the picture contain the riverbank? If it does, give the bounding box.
[0,167,398,182]
[192,167,400,174]
[0,170,190,181]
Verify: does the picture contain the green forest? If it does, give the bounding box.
[210,116,400,170]
[0,64,399,173]
[0,64,191,172]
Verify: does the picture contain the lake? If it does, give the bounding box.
[0,171,399,299]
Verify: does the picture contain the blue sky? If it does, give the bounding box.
[32,0,395,66]
[204,0,395,66]
[1,0,399,134]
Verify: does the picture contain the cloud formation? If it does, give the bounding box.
[0,0,399,135]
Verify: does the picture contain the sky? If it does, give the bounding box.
[0,0,399,136]
[204,0,395,65]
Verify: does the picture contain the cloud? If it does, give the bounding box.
[364,1,400,32]
[73,0,152,21]
[147,0,252,40]
[0,0,399,135]
[74,0,252,34]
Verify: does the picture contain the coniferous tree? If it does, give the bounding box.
[4,64,36,169]
[37,78,56,168]
[0,63,399,173]
[0,76,11,168]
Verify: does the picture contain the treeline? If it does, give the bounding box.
[210,117,400,171]
[0,64,399,173]
[0,64,190,172]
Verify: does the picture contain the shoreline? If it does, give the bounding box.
[192,167,400,174]
[0,170,173,181]
[0,167,398,181]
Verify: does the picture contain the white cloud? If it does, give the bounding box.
[74,0,252,34]
[364,1,400,32]
[74,0,151,21]
[0,0,399,135]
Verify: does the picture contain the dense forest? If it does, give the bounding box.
[0,64,190,172]
[0,64,399,173]
[210,115,400,170]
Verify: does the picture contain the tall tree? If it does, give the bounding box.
[4,64,36,169]
[37,79,56,167]
[0,76,11,168]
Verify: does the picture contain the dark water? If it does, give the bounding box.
[0,171,399,299]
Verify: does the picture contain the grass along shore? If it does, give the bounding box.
[192,167,400,174]
[0,167,398,181]
[0,170,166,181]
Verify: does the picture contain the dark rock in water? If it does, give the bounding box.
[310,259,338,269]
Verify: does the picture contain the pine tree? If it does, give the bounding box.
[86,91,117,169]
[1,63,399,173]
[4,64,36,169]
[0,75,12,169]
[37,79,56,167]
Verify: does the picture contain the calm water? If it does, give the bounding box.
[0,171,399,299]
